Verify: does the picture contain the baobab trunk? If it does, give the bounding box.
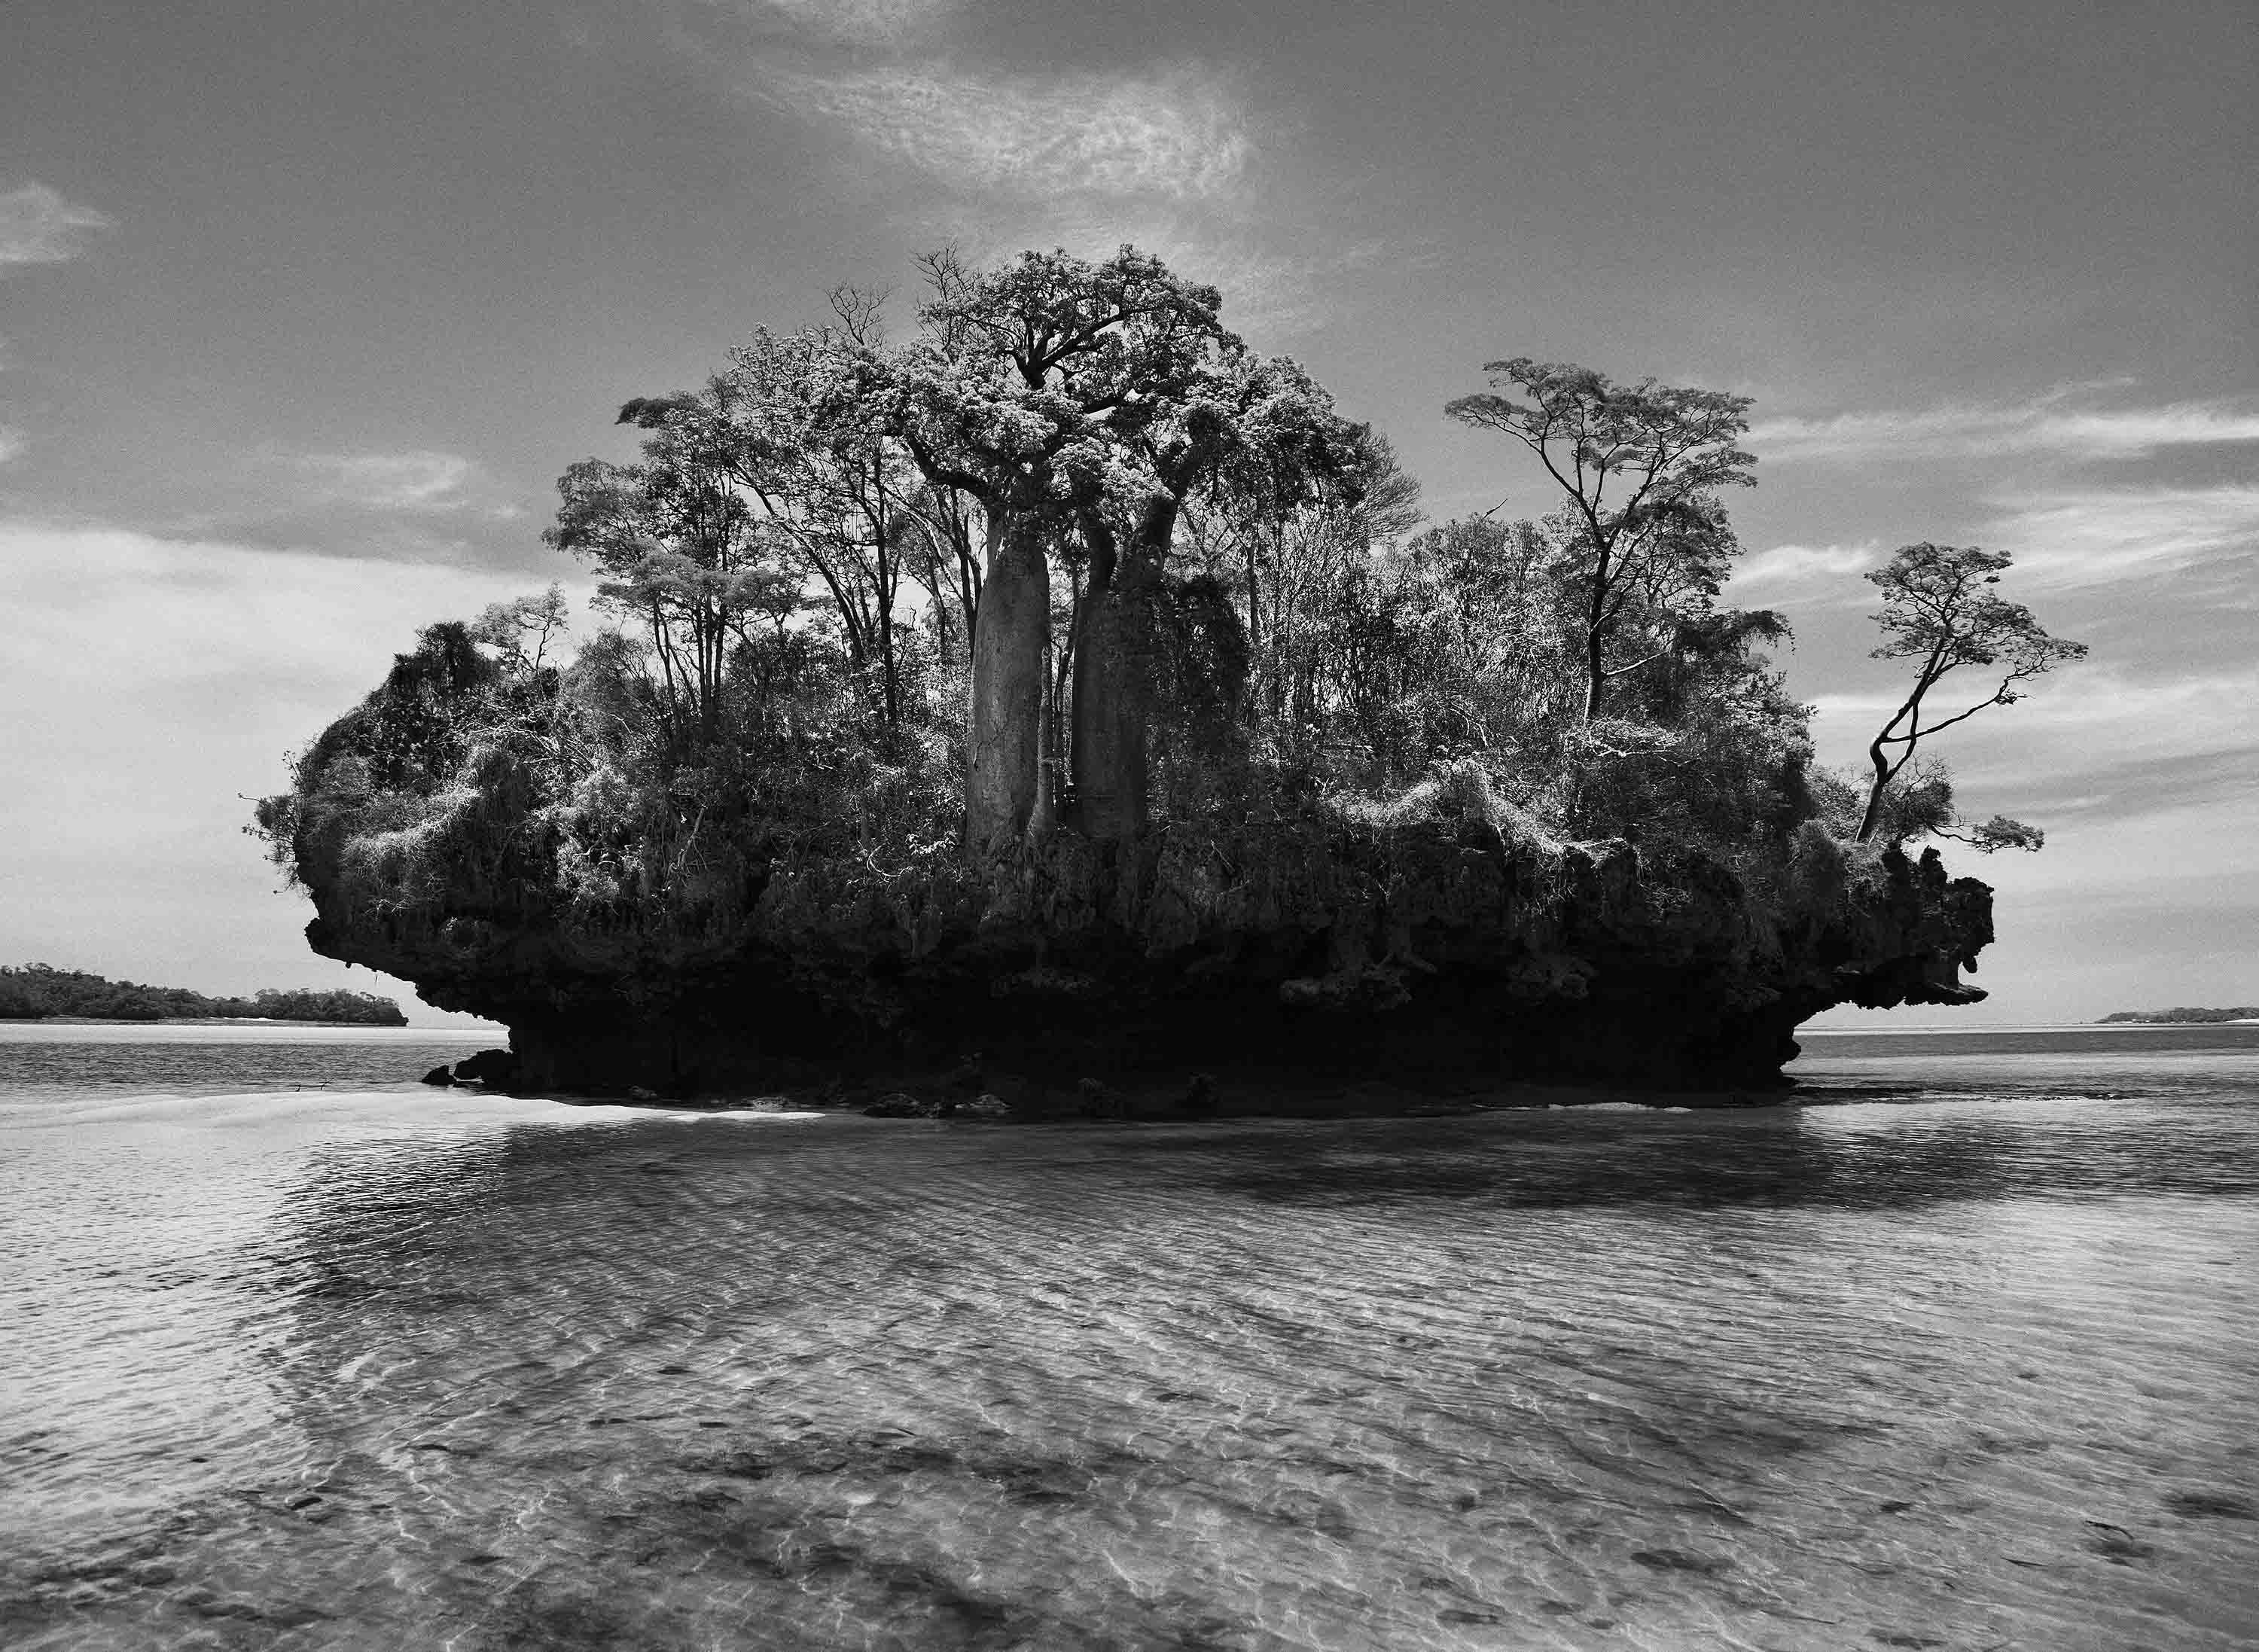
[1072,575,1151,843]
[965,516,1050,855]
[1070,501,1176,843]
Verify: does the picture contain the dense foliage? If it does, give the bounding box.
[0,965,407,1023]
[254,248,2042,959]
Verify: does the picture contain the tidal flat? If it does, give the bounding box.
[2,1023,2255,1650]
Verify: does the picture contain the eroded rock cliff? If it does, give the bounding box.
[298,794,1989,1098]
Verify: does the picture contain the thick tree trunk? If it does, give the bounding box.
[1072,575,1150,842]
[965,515,1050,855]
[1071,501,1177,843]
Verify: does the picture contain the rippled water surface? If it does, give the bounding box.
[3,1023,2255,1650]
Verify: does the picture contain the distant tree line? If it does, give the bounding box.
[0,965,407,1023]
[2099,1007,2259,1025]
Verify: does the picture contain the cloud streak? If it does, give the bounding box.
[688,7,1328,332]
[755,62,1254,200]
[735,0,961,46]
[1749,383,2259,597]
[0,520,566,702]
[738,53,1355,334]
[0,181,114,270]
[1984,482,2259,591]
[1724,541,1879,597]
[1756,390,2259,465]
[286,450,481,510]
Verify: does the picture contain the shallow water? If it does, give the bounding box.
[2,1023,2254,1650]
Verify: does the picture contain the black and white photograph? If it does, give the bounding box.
[2,0,2254,1646]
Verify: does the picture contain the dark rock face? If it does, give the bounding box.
[301,819,1991,1101]
[450,1048,521,1089]
[864,1092,945,1119]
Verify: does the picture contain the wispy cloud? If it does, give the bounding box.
[755,62,1254,200]
[287,450,480,510]
[1725,541,1878,596]
[1984,482,2259,591]
[0,423,25,465]
[1757,389,2259,465]
[0,181,114,270]
[0,519,572,700]
[733,0,961,46]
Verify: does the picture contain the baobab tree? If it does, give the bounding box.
[873,246,1242,855]
[1857,542,2086,843]
[1070,351,1359,841]
[608,245,1362,857]
[1446,359,1756,721]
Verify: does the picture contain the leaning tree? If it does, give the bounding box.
[1856,542,2085,843]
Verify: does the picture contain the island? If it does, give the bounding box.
[0,965,407,1026]
[253,251,2028,1105]
[2100,1007,2259,1025]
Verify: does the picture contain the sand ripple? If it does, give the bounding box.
[3,1041,2257,1649]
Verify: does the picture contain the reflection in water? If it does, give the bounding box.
[2,1040,2257,1649]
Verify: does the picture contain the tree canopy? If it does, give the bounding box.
[1446,359,1757,722]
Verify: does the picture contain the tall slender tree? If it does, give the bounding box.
[620,328,918,736]
[1447,360,1755,721]
[544,425,790,748]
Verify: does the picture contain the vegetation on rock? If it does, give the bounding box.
[252,246,2059,1095]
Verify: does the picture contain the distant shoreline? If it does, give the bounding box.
[2098,1008,2259,1026]
[2,965,408,1026]
[1806,1019,2259,1034]
[0,1015,425,1028]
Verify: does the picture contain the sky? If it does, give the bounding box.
[2,0,2253,1027]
